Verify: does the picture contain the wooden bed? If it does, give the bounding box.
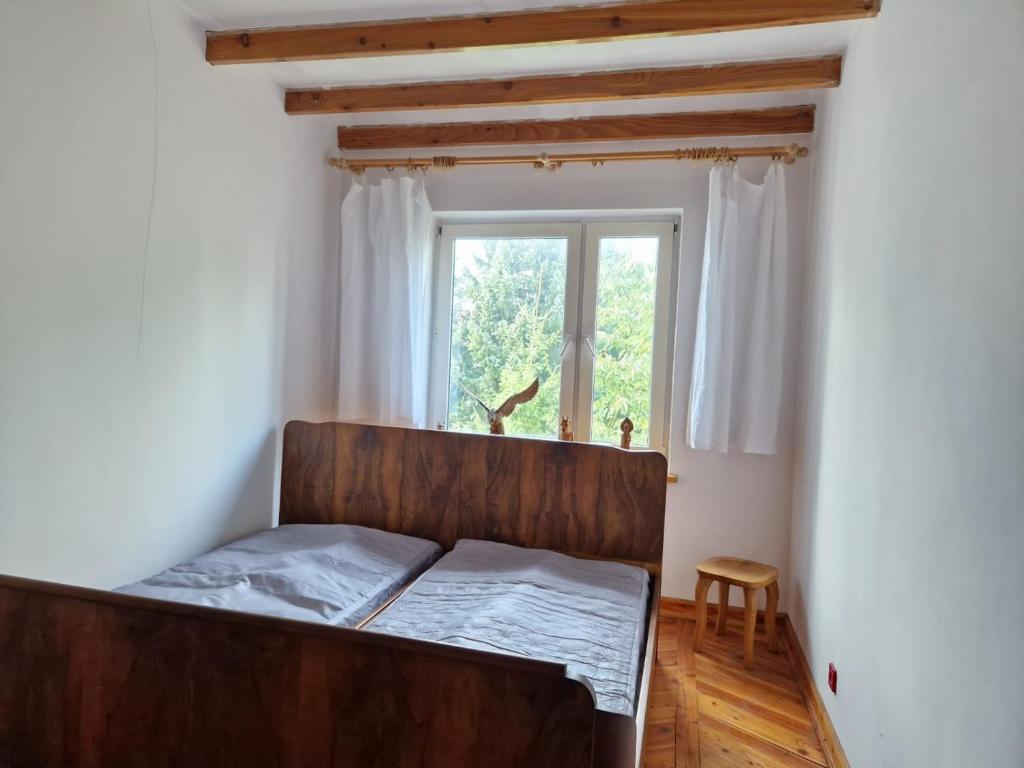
[0,421,667,768]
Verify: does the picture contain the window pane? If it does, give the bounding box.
[447,237,567,438]
[590,237,660,447]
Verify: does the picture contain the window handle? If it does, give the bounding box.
[560,333,575,359]
[583,335,597,359]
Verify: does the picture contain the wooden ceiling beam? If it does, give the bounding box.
[208,1,879,65]
[287,56,841,115]
[336,105,815,150]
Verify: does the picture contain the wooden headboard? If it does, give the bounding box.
[280,421,667,568]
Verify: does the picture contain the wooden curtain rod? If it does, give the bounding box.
[328,143,809,174]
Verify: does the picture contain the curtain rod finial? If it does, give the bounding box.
[783,143,810,164]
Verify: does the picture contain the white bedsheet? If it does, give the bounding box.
[117,524,442,627]
[368,539,651,715]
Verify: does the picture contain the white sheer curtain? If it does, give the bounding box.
[337,176,433,427]
[687,162,788,454]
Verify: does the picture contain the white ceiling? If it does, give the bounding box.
[182,0,867,128]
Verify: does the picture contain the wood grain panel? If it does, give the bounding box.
[280,421,667,565]
[336,106,815,149]
[207,1,879,64]
[286,57,841,114]
[0,575,596,768]
[280,420,462,544]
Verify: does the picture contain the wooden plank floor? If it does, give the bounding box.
[642,605,827,768]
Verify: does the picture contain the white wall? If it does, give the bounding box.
[790,2,1024,765]
[0,0,339,588]
[339,136,811,602]
[0,1,809,606]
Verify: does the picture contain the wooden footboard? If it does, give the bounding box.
[0,575,596,768]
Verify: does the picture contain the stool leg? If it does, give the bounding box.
[693,575,713,652]
[742,587,757,669]
[765,581,779,653]
[715,582,730,635]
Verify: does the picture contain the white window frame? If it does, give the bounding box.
[578,221,676,452]
[429,222,583,432]
[429,215,678,454]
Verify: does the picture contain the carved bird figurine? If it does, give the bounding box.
[461,378,540,435]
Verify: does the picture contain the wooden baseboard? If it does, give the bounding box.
[659,597,848,768]
[660,595,786,626]
[781,617,850,768]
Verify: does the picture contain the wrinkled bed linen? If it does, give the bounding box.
[368,538,650,715]
[117,524,442,627]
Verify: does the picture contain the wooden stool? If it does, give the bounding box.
[693,557,779,669]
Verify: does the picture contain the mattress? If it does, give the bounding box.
[367,539,651,715]
[117,524,442,628]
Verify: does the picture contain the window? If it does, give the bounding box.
[430,219,676,452]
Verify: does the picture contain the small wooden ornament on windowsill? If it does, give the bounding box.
[620,418,633,449]
[559,417,573,442]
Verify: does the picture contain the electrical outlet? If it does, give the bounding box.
[827,663,838,694]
